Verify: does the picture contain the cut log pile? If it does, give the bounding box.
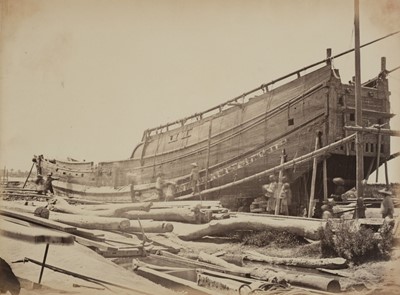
[1,195,381,295]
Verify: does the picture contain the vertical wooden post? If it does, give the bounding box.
[274,150,285,215]
[354,0,364,198]
[205,119,213,189]
[384,159,389,190]
[375,132,382,182]
[323,158,328,202]
[308,136,319,218]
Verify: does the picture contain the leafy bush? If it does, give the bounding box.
[320,219,393,264]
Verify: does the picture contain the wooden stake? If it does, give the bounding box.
[323,158,328,202]
[308,136,319,218]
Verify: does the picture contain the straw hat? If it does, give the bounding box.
[333,177,345,185]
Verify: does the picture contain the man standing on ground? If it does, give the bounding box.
[190,163,200,195]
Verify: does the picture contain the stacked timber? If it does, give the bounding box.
[249,197,268,213]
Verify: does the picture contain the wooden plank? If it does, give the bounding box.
[74,236,118,251]
[134,265,219,295]
[0,209,76,232]
[0,219,74,245]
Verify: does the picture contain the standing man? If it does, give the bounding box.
[35,174,45,195]
[155,172,165,201]
[190,163,200,195]
[380,190,394,219]
[44,172,57,195]
[265,175,277,214]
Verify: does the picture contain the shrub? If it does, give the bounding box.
[320,219,393,264]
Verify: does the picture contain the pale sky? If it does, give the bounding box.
[1,0,399,183]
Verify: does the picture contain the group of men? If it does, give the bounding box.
[322,177,395,220]
[262,175,292,215]
[34,173,57,195]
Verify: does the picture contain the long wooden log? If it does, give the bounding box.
[49,212,130,230]
[48,196,152,217]
[121,207,206,224]
[178,215,325,241]
[244,250,347,269]
[197,251,252,276]
[79,202,152,212]
[151,200,222,209]
[123,220,174,233]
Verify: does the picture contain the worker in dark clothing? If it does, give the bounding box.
[380,190,394,219]
[35,174,45,195]
[0,257,20,295]
[44,172,58,195]
[190,163,200,195]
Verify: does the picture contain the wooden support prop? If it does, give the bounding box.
[274,150,286,215]
[23,162,35,188]
[376,133,382,182]
[323,158,328,202]
[384,159,389,190]
[308,135,319,218]
[244,250,347,269]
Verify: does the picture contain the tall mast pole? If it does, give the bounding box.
[354,0,364,197]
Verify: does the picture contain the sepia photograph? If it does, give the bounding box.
[1,0,399,294]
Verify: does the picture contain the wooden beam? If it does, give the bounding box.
[0,209,76,233]
[308,136,319,218]
[354,0,364,198]
[341,107,394,118]
[323,158,328,202]
[344,126,400,137]
[376,133,382,182]
[0,218,74,245]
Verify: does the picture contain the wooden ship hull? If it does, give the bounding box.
[34,56,393,213]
